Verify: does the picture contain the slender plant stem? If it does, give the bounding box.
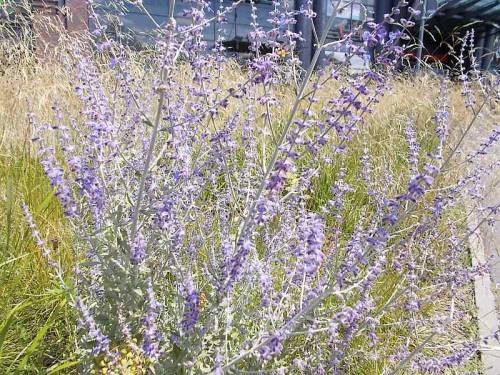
[130,1,177,238]
[130,89,166,239]
[441,93,489,172]
[233,2,344,252]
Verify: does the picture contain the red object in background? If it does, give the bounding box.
[405,51,449,63]
[32,0,88,53]
[338,23,345,38]
[66,0,89,33]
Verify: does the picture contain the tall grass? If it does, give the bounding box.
[0,55,78,372]
[0,146,77,372]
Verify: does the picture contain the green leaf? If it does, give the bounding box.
[0,253,29,269]
[4,175,13,253]
[36,190,55,215]
[47,360,79,374]
[0,300,32,358]
[15,305,58,372]
[142,119,154,128]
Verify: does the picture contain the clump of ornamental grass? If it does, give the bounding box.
[0,146,76,372]
[13,0,500,374]
[0,8,79,371]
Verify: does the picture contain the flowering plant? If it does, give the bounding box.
[22,0,499,373]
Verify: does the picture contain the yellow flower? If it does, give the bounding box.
[277,48,287,58]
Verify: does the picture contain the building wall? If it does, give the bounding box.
[27,0,88,54]
[91,0,375,48]
[66,0,88,33]
[32,1,66,53]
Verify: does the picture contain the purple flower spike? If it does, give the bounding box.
[181,275,199,333]
[75,297,110,355]
[131,232,147,265]
[39,152,78,217]
[142,279,160,359]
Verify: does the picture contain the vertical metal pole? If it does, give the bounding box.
[313,0,327,68]
[295,0,313,69]
[168,0,175,21]
[415,0,427,71]
[375,0,392,23]
[475,29,486,70]
[481,27,496,71]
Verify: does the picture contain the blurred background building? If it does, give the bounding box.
[1,0,498,70]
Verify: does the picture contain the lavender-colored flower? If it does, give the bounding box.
[250,57,275,85]
[130,232,146,265]
[400,18,415,28]
[38,151,78,217]
[21,203,59,270]
[363,30,378,48]
[471,125,500,159]
[142,279,160,359]
[408,7,421,17]
[257,331,284,360]
[405,118,420,174]
[75,297,110,354]
[433,79,450,161]
[181,275,199,333]
[411,342,477,373]
[226,238,254,291]
[458,30,476,110]
[298,214,325,276]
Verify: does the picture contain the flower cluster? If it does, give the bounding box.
[23,1,499,373]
